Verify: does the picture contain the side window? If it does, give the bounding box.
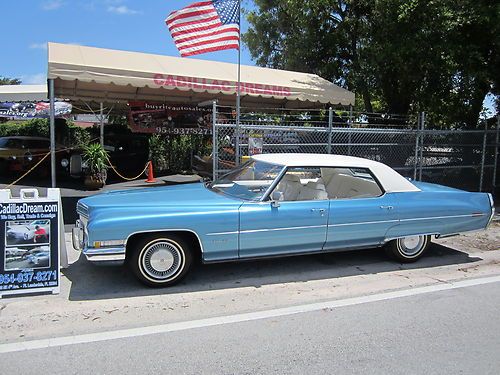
[273,167,328,201]
[6,139,23,149]
[26,140,49,149]
[321,167,383,199]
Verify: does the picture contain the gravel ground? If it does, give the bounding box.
[437,221,500,252]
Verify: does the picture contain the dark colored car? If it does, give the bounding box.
[0,136,71,177]
[68,135,150,180]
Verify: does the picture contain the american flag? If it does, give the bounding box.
[166,0,240,57]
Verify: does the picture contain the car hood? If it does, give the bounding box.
[79,182,241,211]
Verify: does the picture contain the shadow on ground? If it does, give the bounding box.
[63,242,481,301]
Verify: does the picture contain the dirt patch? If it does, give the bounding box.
[438,222,500,251]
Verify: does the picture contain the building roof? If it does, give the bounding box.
[0,85,47,102]
[47,42,355,108]
[252,153,420,193]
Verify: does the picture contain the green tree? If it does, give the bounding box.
[0,76,22,85]
[243,0,499,128]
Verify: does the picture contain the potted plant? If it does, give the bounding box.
[82,143,109,189]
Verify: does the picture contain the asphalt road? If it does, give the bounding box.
[1,280,499,375]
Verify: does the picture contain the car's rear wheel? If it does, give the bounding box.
[384,235,430,262]
[129,234,192,287]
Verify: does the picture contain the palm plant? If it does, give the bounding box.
[82,143,109,184]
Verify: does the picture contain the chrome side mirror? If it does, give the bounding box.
[270,191,284,208]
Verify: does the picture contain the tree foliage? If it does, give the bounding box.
[243,0,499,128]
[0,76,22,85]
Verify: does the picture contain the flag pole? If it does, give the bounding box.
[235,0,241,166]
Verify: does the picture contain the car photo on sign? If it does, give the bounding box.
[4,245,51,271]
[5,219,50,246]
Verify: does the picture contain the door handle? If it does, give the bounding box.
[311,208,326,215]
[380,205,394,210]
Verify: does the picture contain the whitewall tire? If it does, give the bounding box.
[384,235,430,263]
[129,234,192,287]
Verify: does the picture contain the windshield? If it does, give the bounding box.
[209,160,284,201]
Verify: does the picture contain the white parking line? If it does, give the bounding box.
[1,275,500,354]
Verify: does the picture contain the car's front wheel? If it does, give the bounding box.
[384,235,430,262]
[129,234,192,287]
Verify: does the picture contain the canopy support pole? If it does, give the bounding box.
[48,79,56,188]
[235,0,241,166]
[212,100,217,181]
[99,102,104,147]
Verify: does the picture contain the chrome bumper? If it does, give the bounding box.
[72,219,126,265]
[84,246,126,263]
[487,193,495,228]
[72,219,85,251]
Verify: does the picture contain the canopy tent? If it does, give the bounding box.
[0,84,47,102]
[47,43,354,108]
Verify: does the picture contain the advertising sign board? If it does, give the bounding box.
[0,189,66,298]
[128,102,213,135]
[248,133,264,156]
[0,101,72,120]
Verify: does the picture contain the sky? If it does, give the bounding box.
[0,0,255,84]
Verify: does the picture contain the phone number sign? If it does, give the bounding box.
[0,190,62,298]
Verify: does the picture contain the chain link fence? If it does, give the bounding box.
[212,104,499,194]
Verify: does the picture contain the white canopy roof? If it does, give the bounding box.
[47,43,354,108]
[0,85,47,102]
[252,153,420,193]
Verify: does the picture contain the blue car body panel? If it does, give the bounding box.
[77,180,493,263]
[239,200,329,258]
[81,183,242,261]
[326,193,399,250]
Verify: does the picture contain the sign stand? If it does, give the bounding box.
[0,188,66,298]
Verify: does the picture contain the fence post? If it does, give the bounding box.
[327,107,333,154]
[347,105,353,155]
[479,119,488,192]
[212,100,217,181]
[413,113,420,180]
[493,116,500,193]
[418,112,425,181]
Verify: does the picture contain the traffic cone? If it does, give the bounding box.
[145,161,157,183]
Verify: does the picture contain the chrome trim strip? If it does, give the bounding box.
[208,224,327,236]
[329,213,485,228]
[399,213,486,222]
[329,219,398,227]
[206,231,239,236]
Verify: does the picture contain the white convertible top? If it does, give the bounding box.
[252,153,420,193]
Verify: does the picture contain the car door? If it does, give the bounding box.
[322,167,398,250]
[239,167,329,258]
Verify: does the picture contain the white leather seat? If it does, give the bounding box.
[325,173,381,199]
[277,174,302,201]
[297,181,328,201]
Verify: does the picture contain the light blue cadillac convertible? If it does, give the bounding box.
[73,154,494,287]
